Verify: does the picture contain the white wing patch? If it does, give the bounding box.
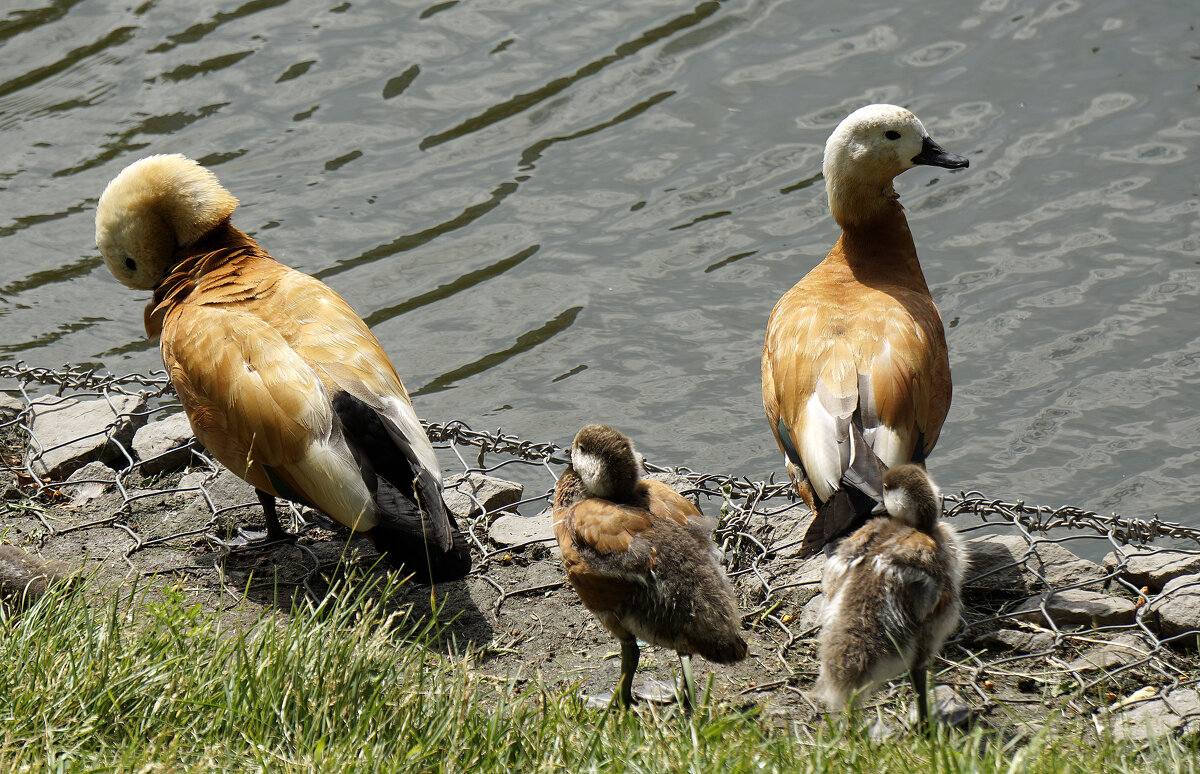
[381,394,441,479]
[798,391,850,503]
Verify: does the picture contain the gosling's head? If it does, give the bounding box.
[881,464,942,533]
[95,154,239,290]
[570,424,642,502]
[822,104,967,226]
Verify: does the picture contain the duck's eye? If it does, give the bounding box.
[884,130,901,141]
[124,256,137,272]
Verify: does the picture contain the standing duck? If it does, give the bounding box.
[761,104,968,556]
[95,154,471,582]
[553,424,747,708]
[815,464,966,724]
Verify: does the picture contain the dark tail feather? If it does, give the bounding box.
[698,634,748,664]
[368,510,472,583]
[799,427,888,558]
[799,487,880,558]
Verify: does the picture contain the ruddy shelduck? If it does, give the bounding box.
[761,104,968,556]
[95,154,471,582]
[815,464,966,724]
[553,424,746,708]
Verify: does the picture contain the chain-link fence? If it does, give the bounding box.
[1,362,1197,738]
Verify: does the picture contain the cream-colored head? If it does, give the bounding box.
[95,154,238,290]
[822,104,967,228]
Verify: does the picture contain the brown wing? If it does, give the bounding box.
[639,478,703,528]
[553,496,654,613]
[566,499,654,559]
[162,299,379,531]
[262,269,411,403]
[251,266,454,550]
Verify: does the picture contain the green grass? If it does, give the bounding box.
[0,576,1195,773]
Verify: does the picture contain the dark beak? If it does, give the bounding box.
[912,136,968,169]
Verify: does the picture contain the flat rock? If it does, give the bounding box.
[965,534,1108,594]
[972,627,1057,654]
[737,551,824,616]
[132,413,196,474]
[24,394,147,480]
[915,685,972,728]
[797,591,825,633]
[1065,633,1150,673]
[443,472,523,520]
[1014,588,1136,628]
[0,392,22,421]
[61,460,120,510]
[1145,573,1200,644]
[1103,547,1200,592]
[489,510,555,547]
[761,501,816,562]
[1105,687,1200,742]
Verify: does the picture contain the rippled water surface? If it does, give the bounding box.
[1,0,1197,527]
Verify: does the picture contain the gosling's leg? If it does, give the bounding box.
[678,653,697,713]
[911,667,930,731]
[618,638,640,708]
[257,489,291,541]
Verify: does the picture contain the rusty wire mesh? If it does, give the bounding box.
[1,361,1197,734]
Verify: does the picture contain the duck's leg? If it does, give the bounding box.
[257,489,292,541]
[678,653,697,713]
[617,638,640,708]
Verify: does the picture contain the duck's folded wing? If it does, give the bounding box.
[269,270,456,551]
[162,303,378,531]
[764,304,859,503]
[862,311,949,465]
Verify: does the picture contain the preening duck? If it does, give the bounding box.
[553,424,746,708]
[815,464,966,724]
[95,154,471,583]
[761,104,969,556]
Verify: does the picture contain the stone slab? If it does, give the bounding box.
[132,412,196,474]
[25,394,146,480]
[443,472,523,520]
[1104,547,1200,592]
[489,511,555,547]
[1145,573,1200,644]
[1013,588,1136,628]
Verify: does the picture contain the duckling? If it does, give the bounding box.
[815,464,966,724]
[761,104,969,556]
[553,424,747,708]
[95,154,471,582]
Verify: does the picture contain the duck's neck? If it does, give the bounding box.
[144,221,270,337]
[827,172,902,230]
[828,199,929,290]
[179,220,262,260]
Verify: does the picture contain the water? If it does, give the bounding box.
[1,0,1197,528]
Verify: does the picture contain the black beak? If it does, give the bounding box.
[912,136,968,169]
